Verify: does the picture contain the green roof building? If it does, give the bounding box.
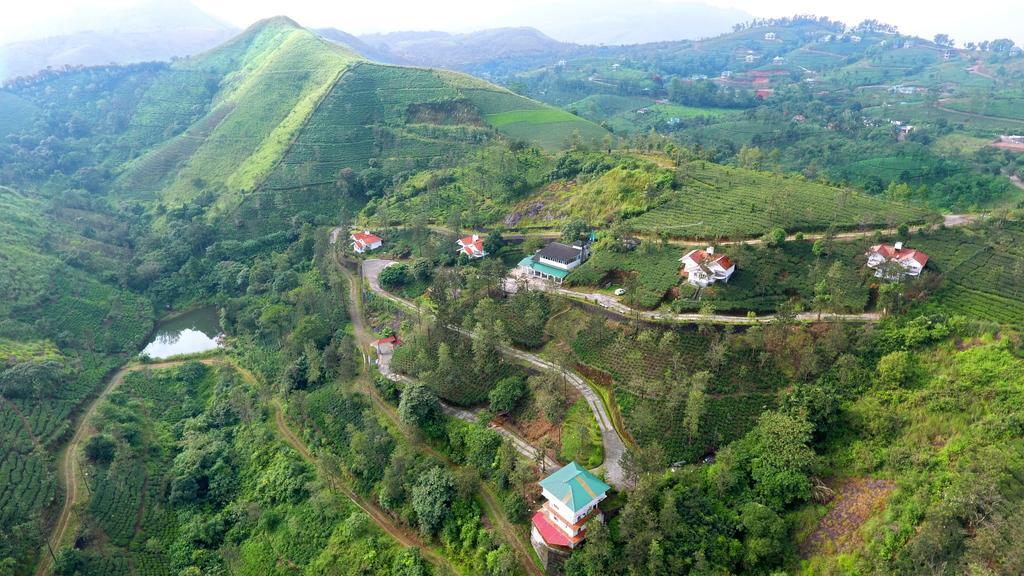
[532,462,610,550]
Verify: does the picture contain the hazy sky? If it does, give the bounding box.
[2,0,1022,45]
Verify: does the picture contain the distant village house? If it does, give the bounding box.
[457,234,488,259]
[764,32,776,40]
[680,247,735,287]
[351,230,383,253]
[865,242,929,280]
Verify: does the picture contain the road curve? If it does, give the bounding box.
[37,358,456,576]
[37,359,225,576]
[361,258,628,489]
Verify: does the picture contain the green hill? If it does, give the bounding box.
[96,17,606,237]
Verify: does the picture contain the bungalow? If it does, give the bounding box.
[680,246,735,287]
[518,241,590,284]
[351,230,383,253]
[764,32,776,40]
[772,56,787,65]
[745,54,757,63]
[865,242,929,279]
[457,234,487,259]
[531,462,609,552]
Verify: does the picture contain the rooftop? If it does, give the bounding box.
[536,242,583,263]
[539,462,610,514]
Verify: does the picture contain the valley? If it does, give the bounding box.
[0,8,1023,576]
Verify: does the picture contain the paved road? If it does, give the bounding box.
[338,254,543,576]
[439,403,560,472]
[508,270,880,325]
[368,268,560,472]
[362,258,628,489]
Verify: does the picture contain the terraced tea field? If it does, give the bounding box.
[626,160,935,239]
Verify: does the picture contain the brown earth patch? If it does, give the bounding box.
[801,477,895,558]
[406,99,486,126]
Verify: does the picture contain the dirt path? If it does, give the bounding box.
[269,403,457,573]
[35,359,213,576]
[334,252,543,576]
[1012,175,1024,192]
[38,357,455,576]
[425,212,976,248]
[935,100,1024,124]
[1,396,43,448]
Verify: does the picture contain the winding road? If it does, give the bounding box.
[36,359,229,576]
[335,254,544,576]
[361,258,628,489]
[36,358,457,576]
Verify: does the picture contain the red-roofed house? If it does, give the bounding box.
[373,335,403,354]
[865,242,929,279]
[351,231,383,254]
[457,234,487,259]
[680,247,735,287]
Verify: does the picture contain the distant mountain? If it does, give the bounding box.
[315,28,408,64]
[0,0,236,80]
[508,0,750,45]
[358,27,569,69]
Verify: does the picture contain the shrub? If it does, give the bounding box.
[83,434,116,465]
[398,382,441,429]
[379,264,410,288]
[488,376,527,414]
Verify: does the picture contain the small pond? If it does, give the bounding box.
[141,306,222,359]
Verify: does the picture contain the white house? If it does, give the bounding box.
[745,54,756,63]
[518,241,590,284]
[865,242,929,279]
[531,462,609,551]
[680,247,735,287]
[457,234,487,259]
[764,32,777,40]
[351,231,383,253]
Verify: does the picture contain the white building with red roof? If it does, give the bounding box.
[457,234,487,259]
[351,230,383,254]
[865,242,929,279]
[680,246,735,287]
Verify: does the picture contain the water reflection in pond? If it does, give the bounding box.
[141,306,222,359]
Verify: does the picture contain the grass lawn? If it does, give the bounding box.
[485,108,584,127]
[558,398,603,468]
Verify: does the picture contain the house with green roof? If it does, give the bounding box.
[517,241,589,284]
[531,462,610,551]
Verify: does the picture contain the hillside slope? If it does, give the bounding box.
[107,17,605,228]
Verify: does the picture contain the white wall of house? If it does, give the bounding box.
[537,255,582,271]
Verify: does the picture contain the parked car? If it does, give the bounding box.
[614,288,626,296]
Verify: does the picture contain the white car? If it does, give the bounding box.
[614,288,626,296]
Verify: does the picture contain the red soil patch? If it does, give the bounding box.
[801,477,895,558]
[990,141,1024,152]
[575,363,614,388]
